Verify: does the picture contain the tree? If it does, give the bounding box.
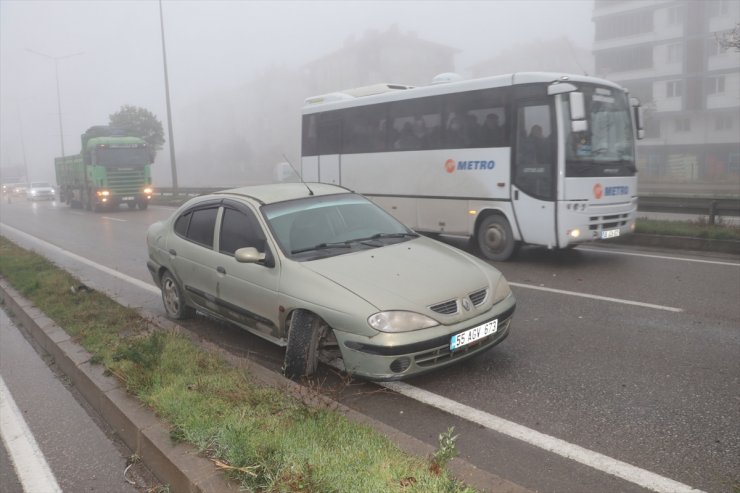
[109,105,165,155]
[716,23,740,52]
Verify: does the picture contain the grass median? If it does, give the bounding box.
[0,236,476,493]
[635,217,740,241]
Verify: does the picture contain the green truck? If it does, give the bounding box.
[56,126,154,211]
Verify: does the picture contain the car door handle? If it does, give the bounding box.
[169,249,177,256]
[217,266,226,274]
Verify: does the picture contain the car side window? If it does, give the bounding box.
[219,207,266,255]
[186,207,218,247]
[174,211,191,237]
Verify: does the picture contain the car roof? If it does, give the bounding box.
[213,183,351,205]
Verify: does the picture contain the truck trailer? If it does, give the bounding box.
[56,126,154,211]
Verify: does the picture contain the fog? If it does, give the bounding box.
[0,0,593,187]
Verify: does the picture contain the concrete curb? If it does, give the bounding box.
[0,278,531,493]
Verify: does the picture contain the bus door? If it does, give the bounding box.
[318,119,341,185]
[512,101,557,248]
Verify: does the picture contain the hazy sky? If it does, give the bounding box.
[0,0,594,183]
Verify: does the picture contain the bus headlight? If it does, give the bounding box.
[96,190,110,197]
[143,187,153,195]
[568,228,581,239]
[368,311,439,333]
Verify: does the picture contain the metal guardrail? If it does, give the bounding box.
[151,187,740,220]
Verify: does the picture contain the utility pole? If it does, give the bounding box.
[159,0,179,192]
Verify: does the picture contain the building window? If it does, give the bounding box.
[706,38,728,57]
[595,12,653,40]
[667,6,683,25]
[716,115,733,131]
[666,80,683,98]
[707,76,726,95]
[674,118,691,132]
[667,43,683,63]
[595,45,653,73]
[709,0,731,17]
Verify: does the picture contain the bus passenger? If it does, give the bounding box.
[526,124,549,164]
[481,113,505,147]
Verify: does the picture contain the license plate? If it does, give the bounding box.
[450,319,498,351]
[121,196,134,201]
[601,228,620,239]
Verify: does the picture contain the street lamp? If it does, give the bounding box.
[159,0,179,192]
[26,49,83,159]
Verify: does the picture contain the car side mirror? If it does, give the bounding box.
[235,247,265,263]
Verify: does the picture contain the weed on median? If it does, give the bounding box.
[636,217,740,240]
[0,237,476,493]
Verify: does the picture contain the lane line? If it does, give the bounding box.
[0,223,159,295]
[508,282,683,313]
[101,216,127,222]
[381,381,705,493]
[578,247,740,267]
[0,376,62,493]
[0,222,704,492]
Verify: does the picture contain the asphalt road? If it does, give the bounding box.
[0,198,738,493]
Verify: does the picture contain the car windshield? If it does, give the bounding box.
[31,182,50,188]
[262,193,417,260]
[563,85,636,177]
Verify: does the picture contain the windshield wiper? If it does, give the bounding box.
[350,232,419,243]
[291,242,352,255]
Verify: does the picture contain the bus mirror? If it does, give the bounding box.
[571,120,588,133]
[631,97,645,140]
[569,92,586,120]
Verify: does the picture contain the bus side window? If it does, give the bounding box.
[302,114,318,156]
[444,87,508,149]
[389,97,441,151]
[515,103,554,200]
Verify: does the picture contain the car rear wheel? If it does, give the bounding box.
[284,310,336,378]
[160,271,194,319]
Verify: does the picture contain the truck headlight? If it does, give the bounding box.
[368,311,439,333]
[143,187,153,195]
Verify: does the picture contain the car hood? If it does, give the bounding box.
[301,237,495,315]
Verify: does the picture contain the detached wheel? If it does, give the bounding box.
[160,271,194,319]
[476,214,518,261]
[284,310,333,379]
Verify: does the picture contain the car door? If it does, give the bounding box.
[214,199,281,339]
[169,202,222,314]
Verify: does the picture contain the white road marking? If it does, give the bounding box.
[101,216,127,222]
[0,376,62,493]
[0,223,159,295]
[578,247,740,267]
[508,282,683,313]
[381,381,705,493]
[0,222,706,492]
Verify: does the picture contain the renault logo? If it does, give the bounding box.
[462,299,471,311]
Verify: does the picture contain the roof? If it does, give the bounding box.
[214,183,350,205]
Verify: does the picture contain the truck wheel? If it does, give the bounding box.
[138,200,148,210]
[127,202,137,210]
[284,310,331,379]
[160,271,194,319]
[476,214,518,261]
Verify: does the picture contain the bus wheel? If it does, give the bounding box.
[137,200,148,210]
[284,310,331,379]
[127,202,137,210]
[476,214,517,261]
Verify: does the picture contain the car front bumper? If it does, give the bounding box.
[335,296,516,380]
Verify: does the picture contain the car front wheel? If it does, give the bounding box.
[284,310,334,379]
[160,271,194,319]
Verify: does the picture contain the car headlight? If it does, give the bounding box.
[368,311,439,333]
[491,277,511,304]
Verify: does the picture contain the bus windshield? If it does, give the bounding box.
[94,146,151,167]
[563,85,636,177]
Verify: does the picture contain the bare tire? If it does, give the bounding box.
[476,214,518,261]
[284,310,332,379]
[160,271,194,319]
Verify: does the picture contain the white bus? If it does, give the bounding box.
[301,72,643,260]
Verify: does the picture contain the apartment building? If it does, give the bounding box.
[593,0,740,184]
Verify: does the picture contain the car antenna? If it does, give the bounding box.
[282,153,313,196]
